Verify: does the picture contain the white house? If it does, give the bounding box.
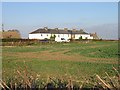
[29,27,95,42]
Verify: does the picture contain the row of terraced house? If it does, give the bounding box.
[29,27,99,42]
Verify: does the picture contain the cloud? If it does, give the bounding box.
[85,23,118,40]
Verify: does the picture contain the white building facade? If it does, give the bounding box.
[74,34,93,39]
[29,27,94,42]
[29,33,51,39]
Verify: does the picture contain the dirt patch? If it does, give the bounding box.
[3,50,117,64]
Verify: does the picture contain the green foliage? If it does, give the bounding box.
[79,36,82,40]
[2,38,21,42]
[50,34,56,41]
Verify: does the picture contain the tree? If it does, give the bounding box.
[79,36,83,40]
[50,34,56,41]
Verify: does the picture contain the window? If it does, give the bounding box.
[68,34,69,37]
[61,38,65,40]
[41,34,42,36]
[58,35,60,37]
[47,34,48,36]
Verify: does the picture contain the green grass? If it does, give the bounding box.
[3,59,116,80]
[2,41,118,81]
[3,46,49,52]
[3,41,118,56]
[65,44,118,58]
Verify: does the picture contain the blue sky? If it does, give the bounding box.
[2,2,118,39]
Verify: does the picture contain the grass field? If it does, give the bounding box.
[2,41,119,88]
[2,41,118,80]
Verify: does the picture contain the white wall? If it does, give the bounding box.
[29,33,51,39]
[29,33,93,40]
[75,34,93,39]
[88,36,93,39]
[55,34,71,41]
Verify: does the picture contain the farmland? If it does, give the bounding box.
[2,40,119,88]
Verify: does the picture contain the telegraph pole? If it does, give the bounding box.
[2,23,4,32]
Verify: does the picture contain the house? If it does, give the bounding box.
[29,27,94,42]
[90,32,99,39]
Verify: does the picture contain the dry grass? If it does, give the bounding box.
[1,64,119,89]
[2,31,21,39]
[3,51,117,64]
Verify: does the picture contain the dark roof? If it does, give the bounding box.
[72,30,88,34]
[29,29,49,34]
[48,29,60,34]
[29,28,88,34]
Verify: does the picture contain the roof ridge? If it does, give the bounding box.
[29,28,88,34]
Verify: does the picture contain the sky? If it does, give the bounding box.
[2,2,118,39]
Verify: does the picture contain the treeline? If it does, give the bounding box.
[1,38,60,46]
[2,39,39,46]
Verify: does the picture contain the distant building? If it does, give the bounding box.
[29,27,95,42]
[90,32,99,39]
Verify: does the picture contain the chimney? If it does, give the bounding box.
[64,28,68,30]
[72,29,76,31]
[44,27,48,30]
[55,28,58,30]
[80,29,84,32]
